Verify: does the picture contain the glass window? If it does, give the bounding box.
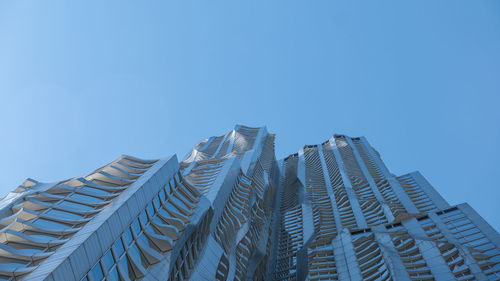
[153,196,161,210]
[147,203,155,217]
[170,194,189,210]
[454,224,474,233]
[81,276,89,281]
[45,209,84,221]
[159,189,166,202]
[129,242,149,269]
[157,208,170,221]
[490,255,500,263]
[138,233,160,252]
[467,232,485,241]
[163,202,182,217]
[477,243,495,251]
[139,211,149,225]
[151,216,164,227]
[26,232,59,240]
[113,239,125,258]
[145,223,161,236]
[90,263,104,281]
[468,237,488,247]
[57,201,95,212]
[165,183,172,196]
[123,228,134,246]
[107,267,120,281]
[68,193,104,205]
[119,256,134,280]
[32,218,70,230]
[132,219,142,236]
[80,187,110,197]
[101,250,115,272]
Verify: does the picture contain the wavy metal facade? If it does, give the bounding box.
[0,126,498,281]
[271,135,500,281]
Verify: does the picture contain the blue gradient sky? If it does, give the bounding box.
[1,1,499,231]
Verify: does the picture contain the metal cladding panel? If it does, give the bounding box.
[0,125,498,281]
[273,134,500,281]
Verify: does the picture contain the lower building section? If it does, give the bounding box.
[303,204,500,281]
[0,125,498,280]
[269,135,500,281]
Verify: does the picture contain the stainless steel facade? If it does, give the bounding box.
[272,136,500,281]
[0,126,498,280]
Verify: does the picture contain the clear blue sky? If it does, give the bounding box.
[1,1,499,231]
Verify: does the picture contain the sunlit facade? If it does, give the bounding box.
[272,135,500,281]
[0,125,498,281]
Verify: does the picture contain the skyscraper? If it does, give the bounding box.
[272,135,500,281]
[0,125,498,281]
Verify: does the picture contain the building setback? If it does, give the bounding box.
[0,125,498,281]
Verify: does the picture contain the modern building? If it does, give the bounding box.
[0,125,498,281]
[271,135,500,281]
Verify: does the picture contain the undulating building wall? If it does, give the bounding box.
[272,134,500,281]
[0,125,498,281]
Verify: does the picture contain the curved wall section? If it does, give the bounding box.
[0,125,498,281]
